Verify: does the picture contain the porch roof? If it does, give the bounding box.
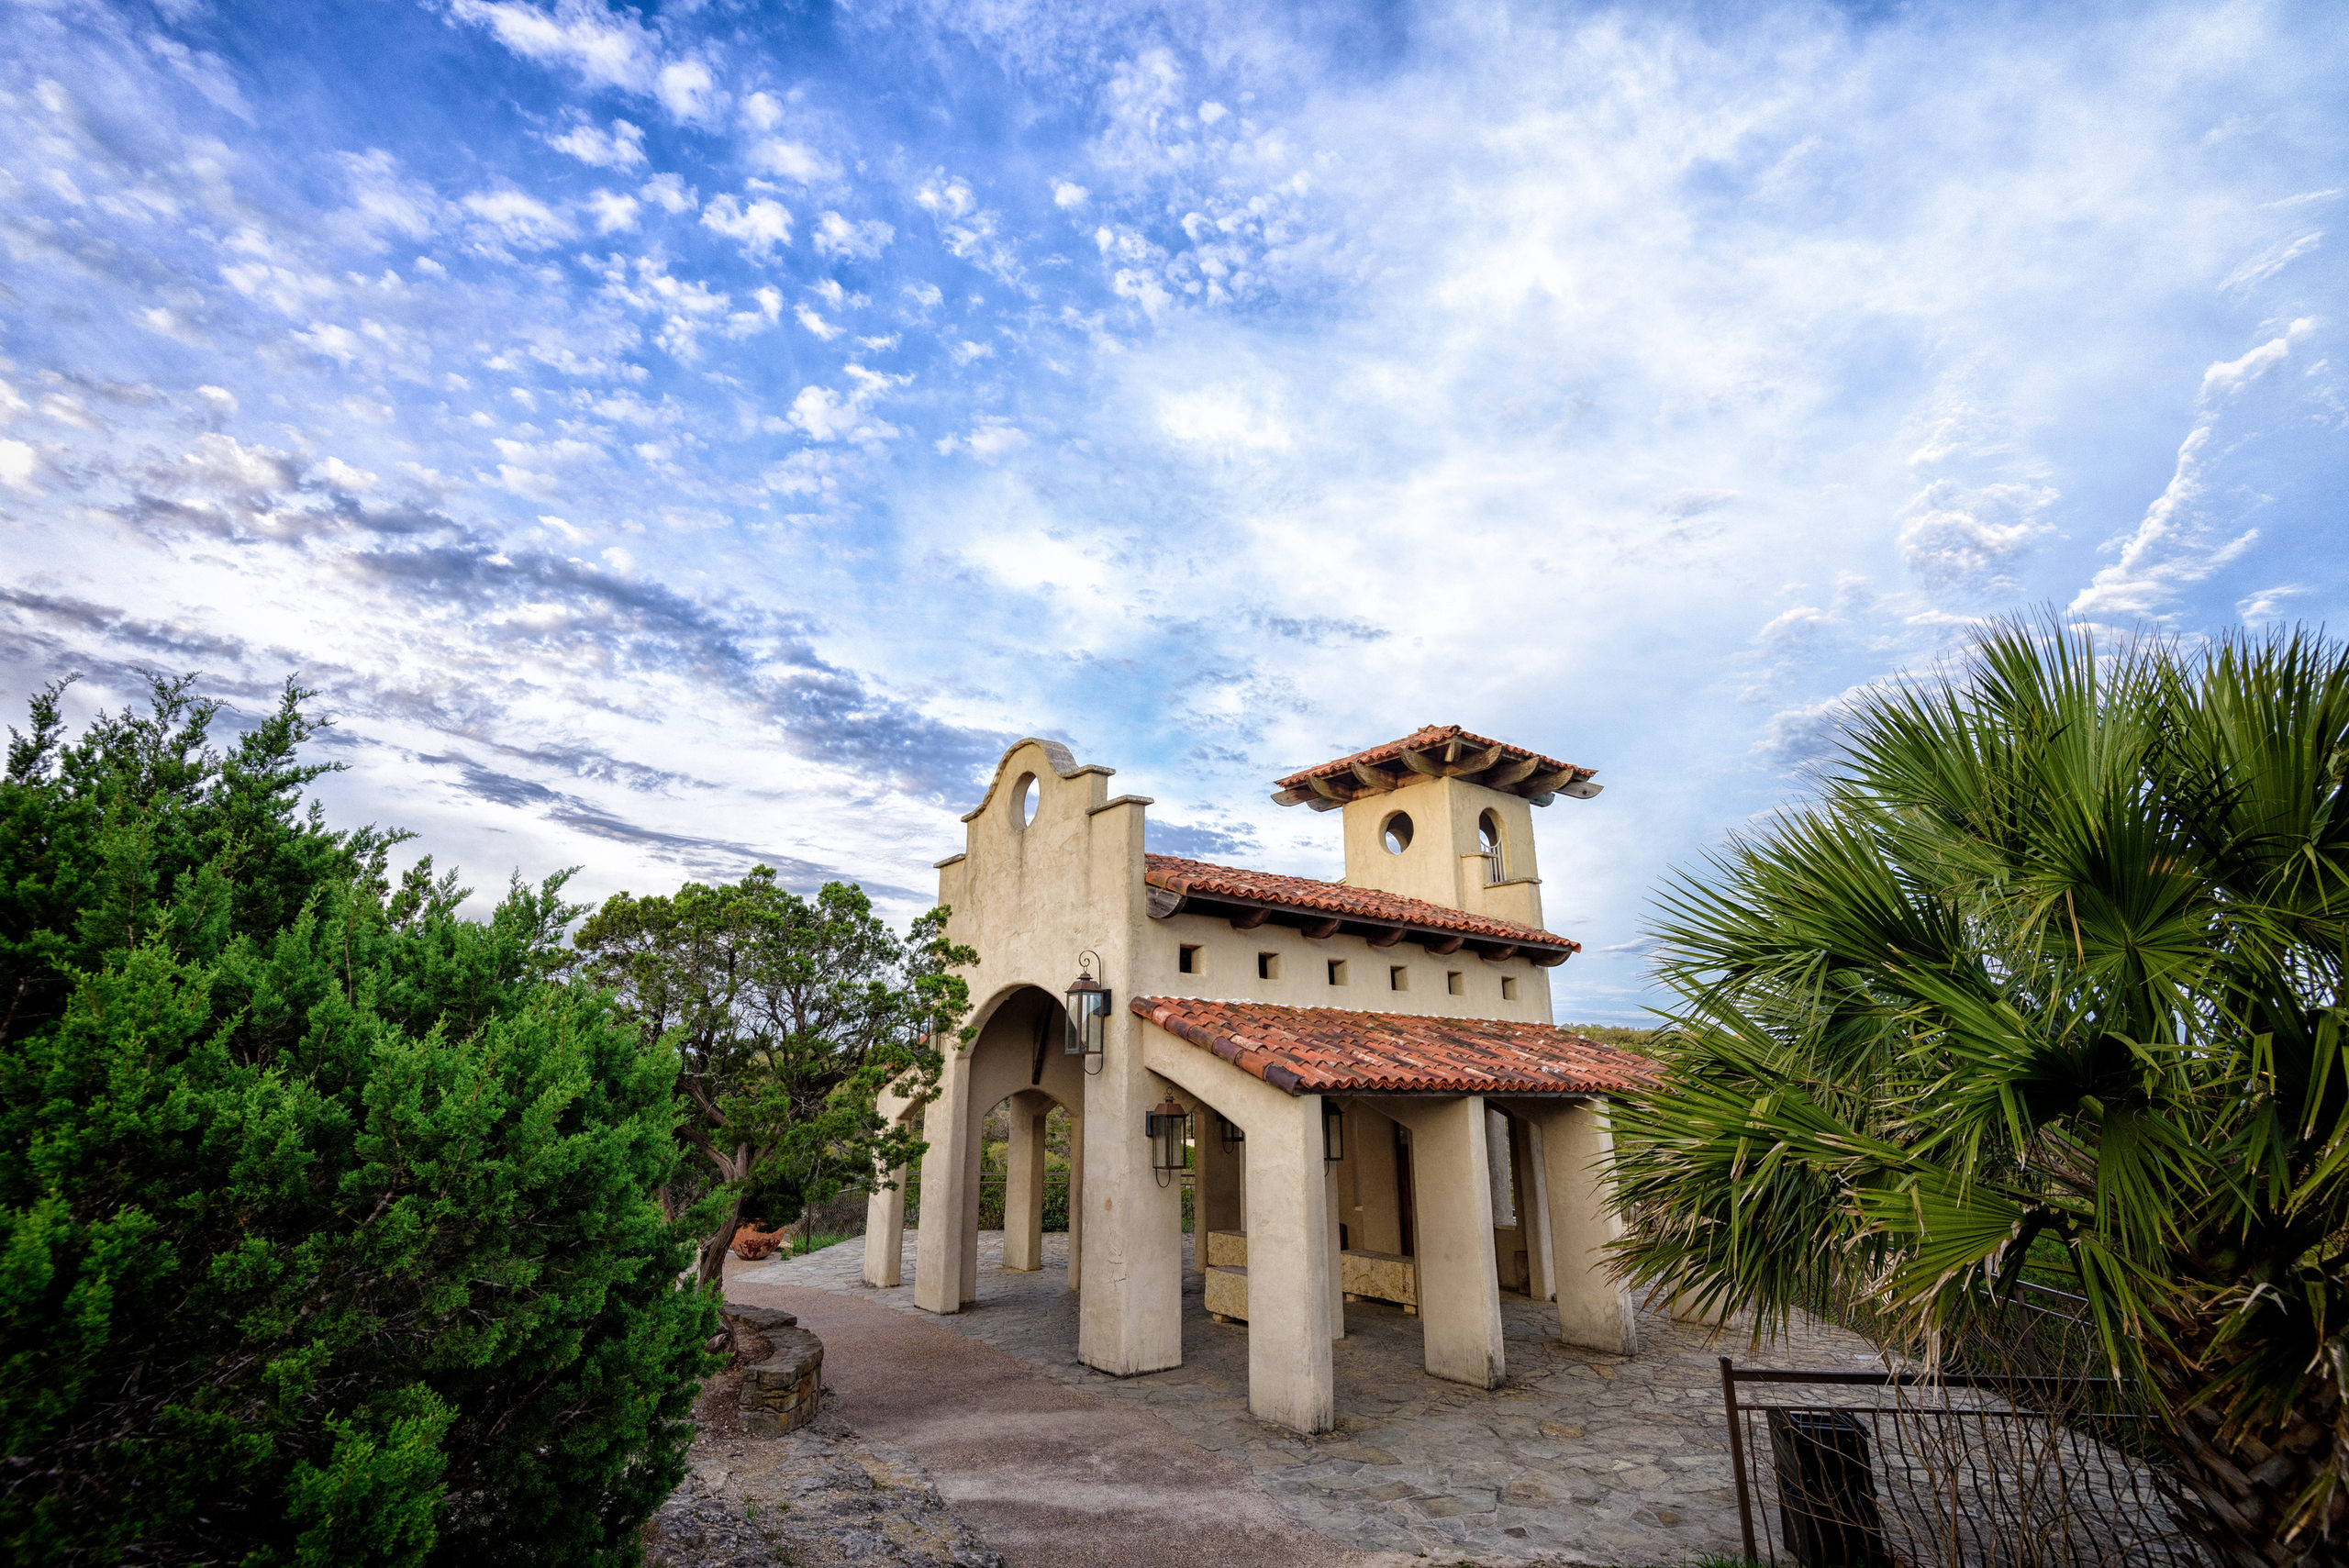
[1142,853,1580,964]
[1131,995,1661,1097]
[1270,723,1598,810]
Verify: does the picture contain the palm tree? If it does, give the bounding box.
[1609,619,2348,1567]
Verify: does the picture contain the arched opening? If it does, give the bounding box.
[909,983,1088,1314]
[1013,772,1040,828]
[1381,809,1413,854]
[1477,808,1504,883]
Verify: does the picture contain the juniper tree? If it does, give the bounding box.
[0,674,715,1566]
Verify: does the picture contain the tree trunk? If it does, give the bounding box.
[2151,1303,2346,1567]
[694,1142,754,1289]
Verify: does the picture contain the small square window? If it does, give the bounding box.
[1257,951,1282,981]
[1178,945,1200,974]
[1389,965,1408,992]
[1327,959,1347,985]
[1446,971,1464,995]
[1500,975,1519,1001]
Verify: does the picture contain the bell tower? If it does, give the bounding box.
[1269,725,1601,929]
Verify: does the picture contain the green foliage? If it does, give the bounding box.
[573,869,975,1283]
[1609,620,2349,1561]
[0,674,716,1566]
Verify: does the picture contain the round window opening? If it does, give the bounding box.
[1478,809,1502,854]
[1015,773,1040,828]
[1381,811,1414,855]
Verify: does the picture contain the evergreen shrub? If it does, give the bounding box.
[0,676,717,1566]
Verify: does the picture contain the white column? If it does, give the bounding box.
[1003,1091,1049,1272]
[1075,1029,1183,1375]
[1065,1108,1084,1292]
[1377,1095,1506,1388]
[1517,1118,1555,1303]
[1324,1133,1347,1340]
[1244,1092,1337,1432]
[913,1057,974,1314]
[1524,1098,1639,1355]
[862,1163,907,1287]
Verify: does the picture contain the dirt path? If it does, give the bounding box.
[723,1275,1378,1568]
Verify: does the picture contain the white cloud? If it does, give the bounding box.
[1896,481,2056,589]
[639,172,696,213]
[655,59,719,123]
[936,417,1031,459]
[2200,318,2313,400]
[0,439,40,491]
[447,0,661,95]
[796,306,843,340]
[1197,100,1227,124]
[742,92,785,131]
[780,365,905,444]
[1158,386,1289,450]
[812,211,893,259]
[462,187,574,250]
[317,456,379,492]
[546,117,646,170]
[947,338,992,365]
[699,193,791,258]
[2237,584,2308,625]
[752,139,838,183]
[1052,180,1089,209]
[195,384,237,417]
[586,189,640,233]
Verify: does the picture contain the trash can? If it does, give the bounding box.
[1766,1408,1888,1567]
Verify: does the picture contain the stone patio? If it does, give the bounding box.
[738,1229,1888,1564]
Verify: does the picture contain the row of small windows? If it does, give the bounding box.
[1178,942,1517,1001]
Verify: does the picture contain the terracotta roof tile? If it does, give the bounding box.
[1131,995,1660,1096]
[1274,724,1593,796]
[1142,853,1580,955]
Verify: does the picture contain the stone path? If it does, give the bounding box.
[736,1230,1887,1565]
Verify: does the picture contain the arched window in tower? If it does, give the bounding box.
[1478,809,1504,884]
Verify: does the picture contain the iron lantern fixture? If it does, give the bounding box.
[1216,1111,1245,1149]
[1147,1096,1190,1186]
[1064,951,1109,1074]
[1322,1097,1345,1162]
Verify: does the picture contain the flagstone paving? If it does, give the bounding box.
[737,1230,1887,1564]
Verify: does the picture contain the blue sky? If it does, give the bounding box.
[3,0,2343,1024]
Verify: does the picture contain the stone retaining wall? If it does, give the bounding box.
[725,1304,826,1437]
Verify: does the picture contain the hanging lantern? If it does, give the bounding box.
[1322,1097,1345,1162]
[1064,951,1109,1070]
[1147,1096,1190,1182]
[1216,1111,1245,1149]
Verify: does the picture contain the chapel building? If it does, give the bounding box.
[861,725,1658,1435]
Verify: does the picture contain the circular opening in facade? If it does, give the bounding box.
[1015,773,1040,828]
[1381,811,1414,855]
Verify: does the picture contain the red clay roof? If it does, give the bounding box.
[1274,724,1593,794]
[1131,995,1661,1096]
[1142,853,1580,955]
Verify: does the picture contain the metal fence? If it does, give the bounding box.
[1720,1360,2211,1568]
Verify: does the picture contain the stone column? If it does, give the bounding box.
[1003,1091,1050,1272]
[1243,1091,1337,1432]
[1376,1095,1505,1388]
[862,1162,907,1287]
[959,1097,983,1305]
[913,1055,974,1314]
[1523,1098,1639,1355]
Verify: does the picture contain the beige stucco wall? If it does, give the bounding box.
[907,734,1623,1433]
[1339,773,1549,930]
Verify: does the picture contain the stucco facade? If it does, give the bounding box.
[863,726,1656,1435]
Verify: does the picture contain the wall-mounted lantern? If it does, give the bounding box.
[1064,951,1109,1075]
[1216,1111,1245,1149]
[1147,1096,1190,1186]
[1322,1097,1345,1162]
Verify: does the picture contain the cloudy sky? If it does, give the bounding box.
[3,0,2343,1023]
